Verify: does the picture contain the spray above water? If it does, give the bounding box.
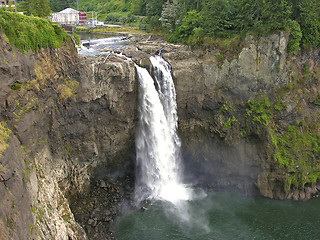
[134,56,192,204]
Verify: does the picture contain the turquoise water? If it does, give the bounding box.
[114,192,320,240]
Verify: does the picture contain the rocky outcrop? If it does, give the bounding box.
[116,32,319,200]
[159,32,320,200]
[0,32,137,240]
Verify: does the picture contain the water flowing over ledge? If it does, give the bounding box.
[134,56,192,204]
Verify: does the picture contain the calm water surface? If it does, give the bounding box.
[114,192,320,240]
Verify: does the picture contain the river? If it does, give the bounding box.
[76,32,131,55]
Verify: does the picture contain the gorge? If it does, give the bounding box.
[0,28,320,239]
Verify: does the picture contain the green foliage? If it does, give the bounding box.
[57,78,78,100]
[75,26,87,31]
[244,94,320,191]
[18,0,51,17]
[10,82,22,91]
[105,12,135,24]
[176,10,203,44]
[201,0,236,38]
[146,0,165,18]
[131,0,146,15]
[148,15,162,31]
[45,0,320,51]
[302,61,310,76]
[286,19,302,54]
[218,103,238,129]
[72,32,80,47]
[245,96,272,127]
[214,53,225,66]
[0,11,69,53]
[0,122,11,157]
[270,124,320,190]
[159,0,181,32]
[295,0,320,49]
[274,98,284,111]
[49,0,74,12]
[167,0,319,50]
[223,116,238,128]
[314,96,320,106]
[62,215,70,221]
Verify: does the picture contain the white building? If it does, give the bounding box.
[51,8,80,25]
[0,0,16,11]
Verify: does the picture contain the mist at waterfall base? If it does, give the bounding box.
[112,55,320,239]
[114,192,320,240]
[134,56,193,204]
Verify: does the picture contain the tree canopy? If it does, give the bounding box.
[26,0,320,52]
[18,0,51,17]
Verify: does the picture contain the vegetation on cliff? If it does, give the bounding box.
[0,122,11,157]
[245,96,320,191]
[0,10,69,53]
[59,0,320,53]
[270,123,320,191]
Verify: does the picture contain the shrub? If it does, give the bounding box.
[0,122,11,157]
[245,96,271,126]
[286,19,302,54]
[270,124,320,190]
[57,78,78,100]
[0,11,69,53]
[72,32,80,47]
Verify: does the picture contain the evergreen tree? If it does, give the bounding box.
[297,0,320,48]
[49,0,74,12]
[19,0,51,17]
[146,0,165,18]
[201,0,236,37]
[159,0,181,32]
[131,0,146,15]
[176,10,202,43]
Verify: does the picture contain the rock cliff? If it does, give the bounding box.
[129,32,320,200]
[0,32,137,239]
[161,33,320,200]
[0,29,319,240]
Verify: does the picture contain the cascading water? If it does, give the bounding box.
[134,56,191,204]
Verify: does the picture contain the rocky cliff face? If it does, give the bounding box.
[0,30,319,240]
[0,32,137,239]
[160,33,320,200]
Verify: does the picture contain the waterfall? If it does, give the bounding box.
[134,56,191,204]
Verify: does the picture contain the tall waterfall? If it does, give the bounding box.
[134,56,190,204]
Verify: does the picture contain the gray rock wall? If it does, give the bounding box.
[162,32,319,199]
[0,32,137,239]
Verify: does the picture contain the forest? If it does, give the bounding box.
[15,0,320,52]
